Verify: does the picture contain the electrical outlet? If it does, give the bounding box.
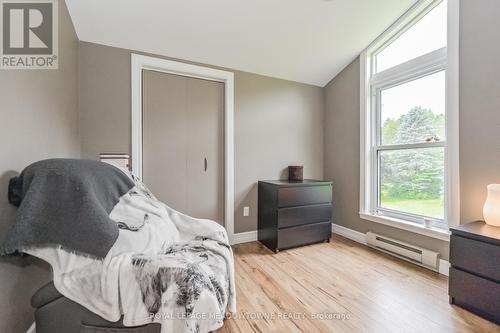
[243,206,250,217]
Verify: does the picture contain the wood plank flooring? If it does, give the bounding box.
[218,235,500,333]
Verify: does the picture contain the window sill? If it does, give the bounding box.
[359,212,450,242]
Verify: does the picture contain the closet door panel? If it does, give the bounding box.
[186,78,224,224]
[142,70,188,213]
[142,70,224,225]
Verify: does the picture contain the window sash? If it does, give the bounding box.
[374,146,446,225]
[370,49,447,225]
[371,47,446,90]
[376,207,447,228]
[376,142,445,152]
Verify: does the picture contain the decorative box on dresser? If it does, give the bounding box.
[449,221,500,325]
[258,180,332,253]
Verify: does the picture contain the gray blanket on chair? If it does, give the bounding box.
[1,159,134,258]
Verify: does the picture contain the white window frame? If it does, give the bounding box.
[359,0,459,241]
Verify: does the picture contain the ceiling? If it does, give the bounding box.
[65,0,416,87]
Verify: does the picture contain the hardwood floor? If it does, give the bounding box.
[218,235,500,333]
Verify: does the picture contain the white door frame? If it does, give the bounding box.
[131,54,235,243]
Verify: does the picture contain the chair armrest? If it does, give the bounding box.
[31,282,63,308]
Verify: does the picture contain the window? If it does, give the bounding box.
[360,0,459,239]
[375,1,447,73]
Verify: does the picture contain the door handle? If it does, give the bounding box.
[204,158,207,172]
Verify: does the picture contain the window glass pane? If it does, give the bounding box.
[379,147,444,219]
[380,71,445,145]
[375,1,447,73]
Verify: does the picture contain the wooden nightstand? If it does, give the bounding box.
[449,221,500,325]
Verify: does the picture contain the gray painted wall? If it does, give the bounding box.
[78,42,324,233]
[324,0,500,261]
[459,0,500,223]
[0,1,80,332]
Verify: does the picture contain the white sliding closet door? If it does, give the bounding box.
[142,70,224,225]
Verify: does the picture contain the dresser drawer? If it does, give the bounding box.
[277,222,331,250]
[450,235,500,282]
[278,204,331,229]
[449,267,500,324]
[277,186,331,208]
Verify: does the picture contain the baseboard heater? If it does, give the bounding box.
[366,232,439,271]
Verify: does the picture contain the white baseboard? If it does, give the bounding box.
[438,259,450,276]
[231,230,258,245]
[26,322,35,333]
[331,223,367,245]
[331,223,449,276]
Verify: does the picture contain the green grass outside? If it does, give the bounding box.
[380,196,444,219]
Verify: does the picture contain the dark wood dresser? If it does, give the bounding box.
[258,180,332,253]
[449,221,500,325]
